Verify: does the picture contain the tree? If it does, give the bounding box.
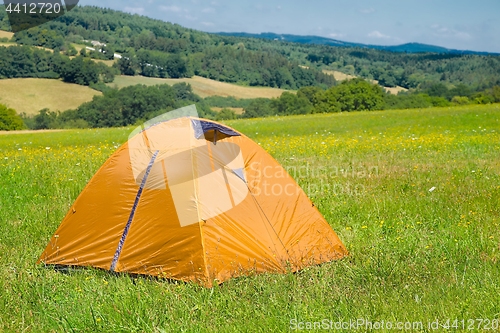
[489,86,500,102]
[115,54,137,76]
[271,92,312,115]
[425,82,449,97]
[0,104,25,131]
[33,108,58,130]
[215,108,238,120]
[60,56,100,85]
[297,86,324,106]
[451,96,470,105]
[242,99,273,118]
[315,78,385,112]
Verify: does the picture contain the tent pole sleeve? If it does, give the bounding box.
[110,150,159,272]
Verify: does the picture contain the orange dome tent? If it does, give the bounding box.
[39,106,347,287]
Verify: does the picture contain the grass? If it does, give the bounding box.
[323,69,357,82]
[0,78,101,115]
[0,105,499,331]
[323,69,408,95]
[108,75,288,99]
[0,30,14,40]
[92,59,118,67]
[211,107,245,115]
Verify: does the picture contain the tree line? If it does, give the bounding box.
[213,79,500,119]
[0,45,115,87]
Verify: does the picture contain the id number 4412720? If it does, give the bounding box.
[434,318,499,330]
[6,2,62,14]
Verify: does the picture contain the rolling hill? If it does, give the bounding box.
[0,30,13,39]
[0,78,101,115]
[217,32,499,55]
[108,75,288,99]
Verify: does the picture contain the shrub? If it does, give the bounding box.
[451,96,470,105]
[215,108,238,121]
[0,104,25,131]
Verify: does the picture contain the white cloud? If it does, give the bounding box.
[430,24,471,40]
[159,5,183,13]
[202,7,216,13]
[329,33,345,39]
[201,22,215,27]
[124,7,145,15]
[360,8,375,14]
[368,30,391,39]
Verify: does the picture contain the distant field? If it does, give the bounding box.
[0,30,14,39]
[70,43,87,52]
[0,78,101,115]
[323,69,408,95]
[212,107,245,114]
[323,69,357,81]
[109,75,288,99]
[93,58,117,66]
[383,85,408,94]
[70,44,118,66]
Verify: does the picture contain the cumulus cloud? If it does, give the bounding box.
[360,8,375,14]
[368,30,391,39]
[430,24,471,40]
[124,7,145,15]
[160,5,183,13]
[329,33,345,39]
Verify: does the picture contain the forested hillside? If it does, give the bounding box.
[0,6,334,89]
[2,5,499,92]
[218,32,498,55]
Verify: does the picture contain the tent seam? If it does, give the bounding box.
[190,123,211,285]
[110,149,159,271]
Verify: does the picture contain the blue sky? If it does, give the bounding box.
[80,0,500,53]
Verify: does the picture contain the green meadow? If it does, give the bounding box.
[1,105,499,332]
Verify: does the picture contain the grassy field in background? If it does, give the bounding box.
[108,75,288,99]
[0,30,14,39]
[0,105,499,331]
[212,107,245,114]
[322,69,407,95]
[0,78,101,115]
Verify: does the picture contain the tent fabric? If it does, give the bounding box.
[38,117,347,287]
